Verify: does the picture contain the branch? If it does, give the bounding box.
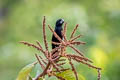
[20,41,45,53]
[63,22,67,41]
[68,58,78,80]
[70,24,79,39]
[69,45,84,57]
[43,16,49,51]
[70,34,82,42]
[35,54,45,70]
[48,25,64,44]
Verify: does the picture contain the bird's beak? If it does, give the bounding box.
[60,19,64,24]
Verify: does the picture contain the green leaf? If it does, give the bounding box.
[16,62,37,80]
[32,77,44,80]
[38,77,44,80]
[28,76,32,80]
[56,70,85,80]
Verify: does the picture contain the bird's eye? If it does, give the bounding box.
[60,19,64,24]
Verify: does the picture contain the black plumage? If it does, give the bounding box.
[52,19,64,49]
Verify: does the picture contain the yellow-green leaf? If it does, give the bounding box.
[32,77,44,80]
[16,62,37,80]
[28,76,32,80]
[38,77,44,80]
[56,70,85,80]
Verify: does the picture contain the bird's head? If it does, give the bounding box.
[56,19,64,27]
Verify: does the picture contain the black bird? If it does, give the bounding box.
[52,19,64,49]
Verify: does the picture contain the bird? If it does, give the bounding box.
[52,19,64,49]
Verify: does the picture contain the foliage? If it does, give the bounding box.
[16,62,37,80]
[17,17,101,80]
[56,70,85,80]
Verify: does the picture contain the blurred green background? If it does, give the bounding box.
[0,0,120,80]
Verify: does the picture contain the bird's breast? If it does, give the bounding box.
[55,28,63,38]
